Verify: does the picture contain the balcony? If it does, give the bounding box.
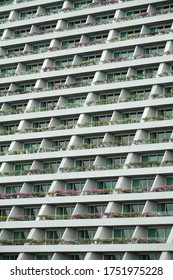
[0,237,163,246]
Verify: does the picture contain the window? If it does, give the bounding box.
[136,67,158,78]
[25,63,42,73]
[89,34,107,42]
[99,93,119,103]
[166,177,173,186]
[15,163,32,172]
[10,102,27,110]
[23,207,40,217]
[120,29,140,39]
[157,108,173,117]
[138,254,160,260]
[33,183,50,194]
[32,43,50,53]
[75,75,93,83]
[126,9,147,17]
[39,24,56,32]
[55,58,73,67]
[51,139,70,149]
[45,229,64,240]
[97,180,117,190]
[113,228,135,238]
[56,206,75,217]
[103,254,123,260]
[66,182,85,192]
[84,136,103,146]
[0,144,10,153]
[132,178,154,189]
[107,71,127,81]
[114,49,134,58]
[14,28,30,37]
[87,204,106,214]
[18,83,35,92]
[150,24,171,34]
[106,157,126,168]
[75,158,94,169]
[143,45,165,55]
[68,19,86,29]
[73,0,92,10]
[13,231,29,240]
[59,118,78,127]
[156,4,173,13]
[61,38,80,48]
[5,185,21,194]
[141,154,163,162]
[67,254,85,260]
[81,54,101,63]
[164,86,173,97]
[122,111,143,120]
[32,120,49,129]
[77,228,96,239]
[1,255,18,260]
[40,99,58,109]
[2,123,19,132]
[0,66,16,75]
[23,141,41,150]
[35,254,52,260]
[0,14,9,22]
[19,10,37,20]
[148,227,171,242]
[43,161,60,171]
[0,208,11,216]
[7,47,24,55]
[123,203,145,213]
[92,114,111,123]
[95,14,114,23]
[114,134,135,145]
[45,5,62,15]
[47,79,66,89]
[157,203,173,215]
[149,131,172,142]
[67,96,85,106]
[127,89,151,100]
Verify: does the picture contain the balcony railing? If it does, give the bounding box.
[78,117,140,128]
[4,13,172,42]
[126,160,173,168]
[0,168,57,176]
[0,188,113,199]
[1,50,172,79]
[0,237,163,245]
[116,187,151,193]
[102,51,172,65]
[0,103,83,116]
[143,114,173,122]
[104,211,173,218]
[39,212,103,220]
[0,145,68,156]
[0,137,171,158]
[0,192,45,199]
[0,123,77,136]
[116,184,173,193]
[0,0,13,6]
[59,164,123,173]
[109,28,173,43]
[115,9,173,23]
[0,40,106,59]
[1,2,170,27]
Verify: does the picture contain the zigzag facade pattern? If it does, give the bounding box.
[0,0,173,260]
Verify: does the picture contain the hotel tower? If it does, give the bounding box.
[0,0,173,260]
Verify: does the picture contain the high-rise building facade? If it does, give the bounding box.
[0,0,173,260]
